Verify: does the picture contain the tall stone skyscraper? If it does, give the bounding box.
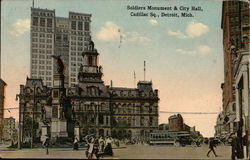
[30,7,91,88]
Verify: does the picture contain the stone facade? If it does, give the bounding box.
[233,50,249,158]
[3,117,17,143]
[19,40,159,143]
[215,1,249,139]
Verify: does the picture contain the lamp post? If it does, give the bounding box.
[16,94,22,150]
[31,81,37,148]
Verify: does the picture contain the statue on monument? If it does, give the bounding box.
[52,55,64,75]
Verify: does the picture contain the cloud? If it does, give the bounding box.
[176,45,211,55]
[9,19,30,36]
[96,21,150,42]
[167,30,187,39]
[186,21,209,38]
[148,19,158,25]
[125,31,150,42]
[167,21,209,39]
[96,21,121,42]
[197,45,211,55]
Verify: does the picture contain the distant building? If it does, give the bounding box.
[168,114,183,131]
[0,79,6,141]
[159,123,169,130]
[3,117,17,143]
[30,7,91,88]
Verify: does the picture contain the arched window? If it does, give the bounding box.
[25,87,31,94]
[36,87,42,94]
[36,102,41,112]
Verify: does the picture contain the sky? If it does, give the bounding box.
[1,0,224,137]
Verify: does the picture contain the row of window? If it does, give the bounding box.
[70,15,90,20]
[31,60,52,64]
[32,33,53,38]
[71,36,89,41]
[70,46,83,51]
[71,21,89,31]
[32,38,52,43]
[31,70,52,75]
[32,43,53,48]
[32,27,53,33]
[32,12,54,17]
[70,52,83,56]
[31,65,52,70]
[33,17,53,27]
[32,49,52,54]
[70,62,82,67]
[31,55,52,59]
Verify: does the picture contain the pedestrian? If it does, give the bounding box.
[92,138,100,159]
[104,136,113,156]
[98,136,104,158]
[206,138,218,157]
[73,136,79,151]
[229,134,237,160]
[43,135,50,155]
[87,137,94,159]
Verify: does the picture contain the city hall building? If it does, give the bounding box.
[18,40,159,143]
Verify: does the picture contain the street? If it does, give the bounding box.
[0,144,234,159]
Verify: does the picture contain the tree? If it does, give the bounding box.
[111,120,131,140]
[23,116,39,143]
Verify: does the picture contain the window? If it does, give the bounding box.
[40,39,45,43]
[39,55,45,59]
[32,38,38,42]
[78,37,83,41]
[32,43,38,47]
[71,21,76,30]
[63,35,68,42]
[40,33,45,37]
[32,49,38,53]
[40,18,45,27]
[32,33,38,37]
[88,56,93,66]
[46,39,52,43]
[46,50,52,54]
[33,17,38,26]
[78,21,83,30]
[47,34,52,38]
[40,44,45,48]
[84,22,89,31]
[47,18,52,27]
[56,34,61,41]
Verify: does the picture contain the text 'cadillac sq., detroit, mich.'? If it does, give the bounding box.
[127,5,203,18]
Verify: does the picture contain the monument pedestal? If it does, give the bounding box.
[59,120,68,137]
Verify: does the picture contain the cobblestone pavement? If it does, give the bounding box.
[0,144,237,159]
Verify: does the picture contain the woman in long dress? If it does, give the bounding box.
[104,137,113,156]
[87,137,94,159]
